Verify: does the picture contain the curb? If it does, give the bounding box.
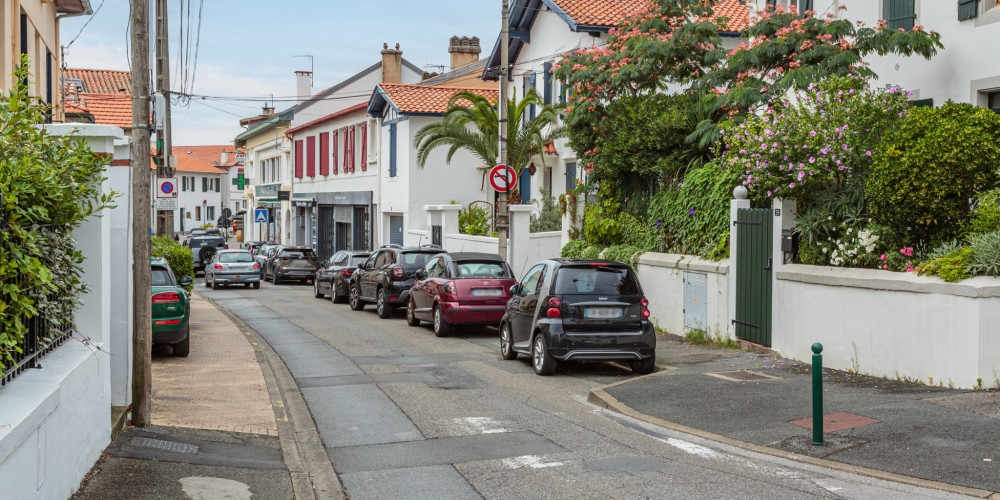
[587,375,997,499]
[197,292,344,500]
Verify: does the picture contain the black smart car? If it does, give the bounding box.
[499,259,655,376]
[349,245,445,319]
[314,250,371,303]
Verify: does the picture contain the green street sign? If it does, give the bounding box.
[232,173,248,190]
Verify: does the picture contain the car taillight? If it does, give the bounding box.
[214,264,223,270]
[547,308,561,318]
[589,263,609,267]
[224,244,229,250]
[641,298,649,307]
[548,297,561,307]
[341,270,353,277]
[253,263,260,269]
[151,291,180,304]
[153,319,181,325]
[443,281,457,295]
[392,266,404,279]
[642,308,651,319]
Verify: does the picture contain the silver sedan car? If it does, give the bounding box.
[204,250,261,290]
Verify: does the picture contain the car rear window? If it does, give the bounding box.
[189,237,224,248]
[219,252,253,263]
[151,268,173,286]
[399,251,437,270]
[455,260,510,279]
[280,250,315,259]
[350,255,369,266]
[554,266,640,295]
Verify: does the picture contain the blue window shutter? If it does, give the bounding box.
[520,168,531,202]
[543,63,552,105]
[529,73,537,120]
[565,162,577,193]
[389,123,397,177]
[958,0,978,20]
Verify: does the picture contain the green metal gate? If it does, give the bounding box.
[734,208,773,346]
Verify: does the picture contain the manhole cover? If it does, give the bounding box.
[131,437,199,454]
[788,412,882,433]
[706,370,779,382]
[684,354,720,361]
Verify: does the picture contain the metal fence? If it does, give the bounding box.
[0,193,75,388]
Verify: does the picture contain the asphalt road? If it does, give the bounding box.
[201,278,975,500]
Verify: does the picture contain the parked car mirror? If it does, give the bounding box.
[416,270,427,279]
[179,276,193,286]
[509,284,520,296]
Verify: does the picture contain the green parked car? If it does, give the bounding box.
[151,257,194,356]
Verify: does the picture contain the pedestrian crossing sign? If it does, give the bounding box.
[254,209,268,224]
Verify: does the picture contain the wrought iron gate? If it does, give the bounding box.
[734,207,773,346]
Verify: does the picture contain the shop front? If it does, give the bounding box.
[294,191,373,260]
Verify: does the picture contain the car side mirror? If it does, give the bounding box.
[416,270,427,279]
[179,276,193,286]
[509,284,520,296]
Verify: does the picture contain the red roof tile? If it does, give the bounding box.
[151,145,234,174]
[286,103,368,136]
[77,93,132,128]
[378,84,499,115]
[63,68,132,95]
[550,0,748,32]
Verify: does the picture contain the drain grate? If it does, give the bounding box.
[706,370,779,382]
[131,437,199,454]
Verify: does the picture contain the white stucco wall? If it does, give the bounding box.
[776,265,1000,389]
[290,64,422,128]
[444,233,500,254]
[636,253,731,337]
[174,172,225,231]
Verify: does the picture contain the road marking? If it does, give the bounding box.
[656,437,720,459]
[501,455,565,469]
[451,417,508,435]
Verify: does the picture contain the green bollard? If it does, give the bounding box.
[811,342,824,446]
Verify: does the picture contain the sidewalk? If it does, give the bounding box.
[590,334,1000,498]
[73,291,292,499]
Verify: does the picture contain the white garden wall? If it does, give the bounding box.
[775,265,1000,389]
[636,253,730,338]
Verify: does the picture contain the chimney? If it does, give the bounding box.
[381,43,403,84]
[262,104,275,116]
[296,71,312,102]
[221,151,229,164]
[449,36,481,71]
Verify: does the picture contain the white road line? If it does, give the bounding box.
[501,455,565,469]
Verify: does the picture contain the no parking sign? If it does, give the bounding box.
[156,178,178,199]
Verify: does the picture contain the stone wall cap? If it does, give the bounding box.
[637,252,729,274]
[776,264,1000,298]
[507,205,534,212]
[41,123,125,139]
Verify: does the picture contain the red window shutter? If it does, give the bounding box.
[349,125,356,173]
[332,130,339,175]
[306,136,316,177]
[319,132,330,176]
[294,140,304,179]
[360,121,368,171]
[343,127,350,173]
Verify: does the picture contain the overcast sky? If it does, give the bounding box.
[60,1,501,145]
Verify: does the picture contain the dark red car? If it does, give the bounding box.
[406,252,516,337]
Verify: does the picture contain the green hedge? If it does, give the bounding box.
[152,237,194,291]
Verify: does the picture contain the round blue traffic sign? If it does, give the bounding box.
[160,182,174,194]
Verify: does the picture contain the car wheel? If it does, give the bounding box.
[376,289,392,319]
[204,275,211,288]
[349,284,365,311]
[252,281,260,290]
[432,305,450,337]
[314,280,324,299]
[406,299,421,327]
[500,323,517,360]
[630,357,656,375]
[173,326,190,357]
[273,273,281,286]
[212,279,221,290]
[244,283,250,288]
[532,334,556,376]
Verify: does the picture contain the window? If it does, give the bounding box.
[295,140,304,178]
[520,265,545,295]
[375,251,394,268]
[959,0,978,20]
[565,162,577,193]
[214,178,220,192]
[195,206,202,220]
[360,121,369,171]
[182,176,187,192]
[988,91,1000,110]
[543,62,553,105]
[307,136,316,177]
[343,127,352,173]
[363,252,379,270]
[424,257,447,278]
[207,206,215,222]
[799,0,813,12]
[202,177,208,192]
[883,0,916,30]
[389,123,398,177]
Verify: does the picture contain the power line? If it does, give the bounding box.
[66,0,106,48]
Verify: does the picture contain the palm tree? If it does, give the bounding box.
[414,88,564,203]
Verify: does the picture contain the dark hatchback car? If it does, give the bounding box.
[314,251,371,303]
[407,252,516,337]
[269,246,320,285]
[187,236,227,273]
[499,259,656,376]
[151,257,193,356]
[349,245,444,319]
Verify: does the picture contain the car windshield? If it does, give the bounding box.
[554,266,640,295]
[151,268,173,286]
[455,260,509,278]
[219,252,253,263]
[399,252,437,271]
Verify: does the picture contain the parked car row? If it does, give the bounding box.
[311,244,657,376]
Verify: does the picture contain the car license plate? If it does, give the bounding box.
[472,289,503,296]
[584,307,623,319]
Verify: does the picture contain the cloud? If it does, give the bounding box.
[62,40,130,71]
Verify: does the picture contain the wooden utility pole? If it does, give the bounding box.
[155,0,173,178]
[130,0,153,427]
[497,0,510,260]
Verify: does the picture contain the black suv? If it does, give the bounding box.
[269,246,320,285]
[349,245,445,319]
[187,236,227,273]
[499,259,655,376]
